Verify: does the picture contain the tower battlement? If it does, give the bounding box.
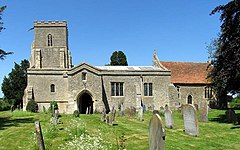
[34,20,67,27]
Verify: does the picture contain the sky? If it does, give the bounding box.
[0,0,229,98]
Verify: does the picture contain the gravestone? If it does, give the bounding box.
[101,108,106,122]
[106,114,110,125]
[225,109,236,123]
[159,106,165,114]
[182,104,199,136]
[149,114,165,150]
[119,103,125,116]
[51,109,59,125]
[200,100,208,122]
[86,107,89,114]
[194,104,198,111]
[125,106,136,118]
[149,104,155,112]
[164,109,174,129]
[138,106,143,121]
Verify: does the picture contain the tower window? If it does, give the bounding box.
[50,84,55,92]
[47,34,53,46]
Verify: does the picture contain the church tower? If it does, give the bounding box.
[30,20,72,69]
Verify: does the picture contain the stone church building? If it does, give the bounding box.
[23,21,214,114]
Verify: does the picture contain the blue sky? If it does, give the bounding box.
[0,0,229,98]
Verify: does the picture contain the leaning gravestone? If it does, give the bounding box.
[225,109,236,123]
[138,106,143,121]
[149,114,165,150]
[200,100,208,122]
[182,104,199,136]
[164,109,174,129]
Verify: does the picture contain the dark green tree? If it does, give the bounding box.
[0,5,13,60]
[209,0,240,108]
[110,51,128,66]
[1,59,29,107]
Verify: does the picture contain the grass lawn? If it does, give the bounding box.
[0,109,240,150]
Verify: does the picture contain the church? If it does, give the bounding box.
[23,20,214,114]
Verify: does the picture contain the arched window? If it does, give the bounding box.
[187,95,192,104]
[50,84,55,92]
[47,34,53,46]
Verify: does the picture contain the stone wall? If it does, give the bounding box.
[176,84,208,106]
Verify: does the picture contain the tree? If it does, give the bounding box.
[110,51,128,66]
[0,5,13,60]
[1,59,29,107]
[209,0,240,108]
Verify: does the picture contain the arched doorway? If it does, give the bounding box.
[78,92,93,114]
[187,95,192,104]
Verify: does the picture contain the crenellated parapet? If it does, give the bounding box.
[34,20,67,27]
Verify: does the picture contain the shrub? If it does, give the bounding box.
[43,106,47,113]
[0,100,11,111]
[229,97,240,109]
[73,110,80,117]
[48,101,58,113]
[26,100,38,112]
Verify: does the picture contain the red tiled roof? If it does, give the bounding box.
[161,62,211,84]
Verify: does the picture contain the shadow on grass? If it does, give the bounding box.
[209,112,240,129]
[230,126,240,129]
[0,116,34,130]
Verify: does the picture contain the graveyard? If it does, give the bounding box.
[0,108,239,150]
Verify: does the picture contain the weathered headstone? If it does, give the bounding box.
[149,114,165,150]
[86,107,89,114]
[101,108,106,122]
[109,110,116,126]
[106,115,110,125]
[51,109,59,125]
[200,100,208,122]
[182,104,199,136]
[194,104,198,111]
[125,106,136,118]
[138,106,143,121]
[119,103,125,116]
[159,106,164,114]
[149,104,155,112]
[164,109,174,129]
[225,109,236,123]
